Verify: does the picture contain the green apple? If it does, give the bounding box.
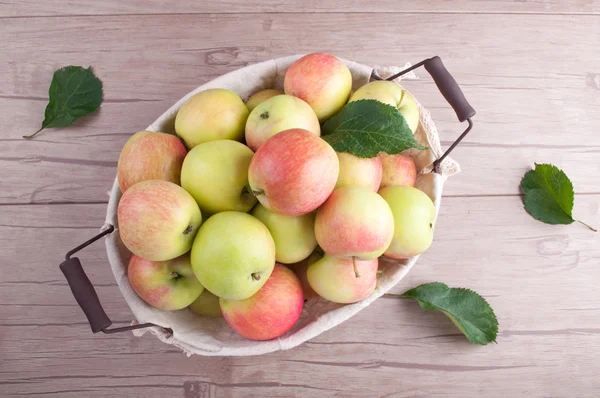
[128,253,204,311]
[245,94,320,151]
[251,203,317,264]
[191,211,276,300]
[378,186,436,259]
[307,253,378,304]
[189,290,222,317]
[246,89,283,112]
[349,80,420,133]
[175,88,249,148]
[181,139,257,214]
[336,152,382,192]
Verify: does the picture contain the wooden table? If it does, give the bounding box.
[2,1,599,397]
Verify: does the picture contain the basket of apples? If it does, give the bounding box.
[60,53,475,356]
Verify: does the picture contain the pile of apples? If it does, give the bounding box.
[116,53,436,341]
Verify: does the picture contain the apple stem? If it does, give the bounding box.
[170,272,179,279]
[252,189,264,197]
[251,272,261,281]
[575,219,597,232]
[352,257,360,278]
[377,270,383,275]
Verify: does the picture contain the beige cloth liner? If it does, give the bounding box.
[104,55,460,356]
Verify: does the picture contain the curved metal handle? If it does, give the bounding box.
[60,225,170,335]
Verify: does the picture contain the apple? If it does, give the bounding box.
[248,128,339,216]
[284,52,352,121]
[191,211,275,300]
[245,94,320,151]
[175,88,249,148]
[118,180,202,261]
[117,130,187,192]
[315,187,394,260]
[251,203,317,264]
[307,254,378,304]
[379,153,417,188]
[335,152,382,192]
[189,290,222,317]
[246,89,283,112]
[127,253,203,311]
[220,264,303,341]
[180,139,256,214]
[349,80,420,133]
[289,257,318,299]
[378,186,436,259]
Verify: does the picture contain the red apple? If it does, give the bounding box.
[118,180,202,261]
[220,264,304,341]
[336,152,382,192]
[248,128,339,216]
[117,130,187,192]
[288,257,318,299]
[284,52,352,121]
[379,153,417,188]
[128,253,204,311]
[315,187,394,260]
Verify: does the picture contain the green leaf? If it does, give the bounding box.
[321,99,427,158]
[403,282,498,345]
[520,163,596,231]
[24,66,103,139]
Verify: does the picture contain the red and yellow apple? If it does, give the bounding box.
[284,52,352,121]
[307,254,378,304]
[379,186,436,259]
[379,153,417,188]
[335,152,382,192]
[289,257,318,299]
[315,187,394,259]
[246,89,283,112]
[248,128,339,216]
[175,88,249,148]
[180,139,256,214]
[117,130,187,193]
[191,211,275,300]
[349,80,420,133]
[118,180,202,261]
[128,253,204,311]
[220,264,303,341]
[245,94,320,151]
[189,290,222,317]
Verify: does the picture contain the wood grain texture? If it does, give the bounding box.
[1,0,599,17]
[1,13,599,203]
[1,197,599,397]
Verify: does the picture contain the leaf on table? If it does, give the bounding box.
[402,282,498,345]
[24,66,103,139]
[321,99,427,158]
[520,163,596,231]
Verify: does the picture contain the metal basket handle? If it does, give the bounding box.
[372,55,476,173]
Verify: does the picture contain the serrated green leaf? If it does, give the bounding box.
[24,66,103,139]
[321,99,427,158]
[403,282,498,345]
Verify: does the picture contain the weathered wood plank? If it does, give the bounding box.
[1,13,599,203]
[1,0,599,17]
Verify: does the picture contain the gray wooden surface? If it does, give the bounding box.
[1,1,599,397]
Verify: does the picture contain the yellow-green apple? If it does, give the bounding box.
[248,128,339,216]
[191,211,275,300]
[349,80,420,133]
[379,153,417,188]
[246,89,283,112]
[335,152,382,192]
[378,186,436,259]
[175,88,249,148]
[220,264,303,341]
[118,180,202,261]
[284,52,352,121]
[315,187,394,260]
[307,254,378,304]
[251,203,317,264]
[117,130,187,192]
[180,140,257,214]
[127,253,203,311]
[245,94,320,151]
[289,257,318,299]
[189,290,222,317]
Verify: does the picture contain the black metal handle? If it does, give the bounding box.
[372,55,476,173]
[60,225,171,335]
